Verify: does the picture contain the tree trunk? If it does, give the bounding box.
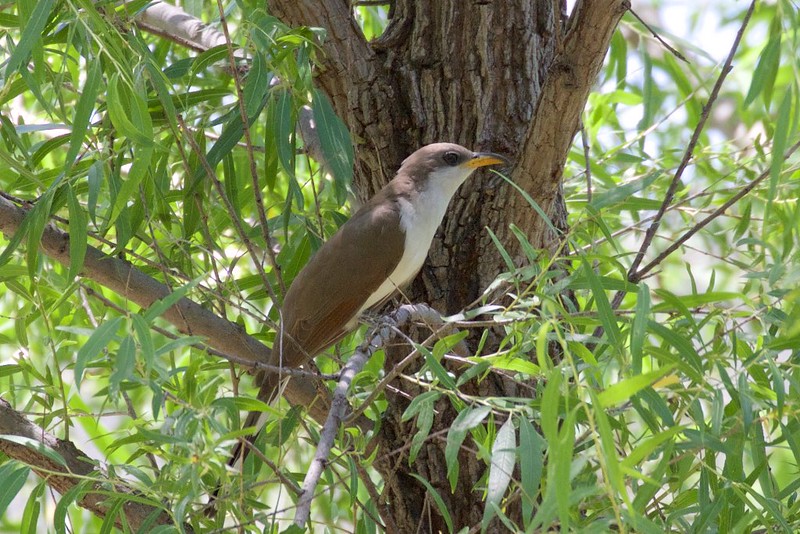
[270,0,626,530]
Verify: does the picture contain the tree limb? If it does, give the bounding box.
[511,0,629,248]
[293,305,430,528]
[0,193,332,424]
[0,399,184,531]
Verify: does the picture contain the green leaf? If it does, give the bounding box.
[0,463,30,518]
[597,365,676,408]
[582,258,623,352]
[768,88,792,205]
[21,481,44,534]
[589,170,661,210]
[109,335,136,394]
[266,88,296,181]
[65,60,102,170]
[25,190,55,278]
[4,0,55,77]
[142,277,202,323]
[409,396,435,463]
[518,417,543,528]
[410,474,454,533]
[420,344,457,390]
[244,50,271,119]
[311,88,353,203]
[75,316,123,387]
[106,74,154,147]
[482,418,516,530]
[0,436,68,467]
[743,35,781,108]
[131,313,155,374]
[631,282,650,374]
[553,407,576,530]
[66,185,87,281]
[540,367,562,443]
[445,405,492,491]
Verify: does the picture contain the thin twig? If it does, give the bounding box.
[215,0,286,295]
[628,7,689,63]
[636,140,800,278]
[626,0,755,283]
[293,330,379,527]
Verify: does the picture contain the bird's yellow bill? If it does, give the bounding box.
[463,152,509,168]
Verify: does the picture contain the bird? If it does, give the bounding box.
[229,142,507,467]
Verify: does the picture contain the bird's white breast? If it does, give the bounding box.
[358,166,471,314]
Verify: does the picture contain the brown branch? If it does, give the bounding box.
[0,399,184,531]
[511,0,629,248]
[0,194,331,424]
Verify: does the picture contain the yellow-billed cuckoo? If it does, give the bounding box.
[232,142,506,465]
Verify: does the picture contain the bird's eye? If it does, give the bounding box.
[442,151,460,166]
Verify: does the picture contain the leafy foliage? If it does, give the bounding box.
[0,1,799,533]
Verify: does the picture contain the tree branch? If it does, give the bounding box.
[0,399,184,531]
[293,305,428,528]
[0,193,332,424]
[511,0,628,247]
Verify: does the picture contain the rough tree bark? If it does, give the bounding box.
[269,0,627,530]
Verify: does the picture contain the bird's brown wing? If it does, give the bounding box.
[278,196,406,366]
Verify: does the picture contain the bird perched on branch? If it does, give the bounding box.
[229,142,507,467]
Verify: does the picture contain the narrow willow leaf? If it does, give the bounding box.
[75,316,122,387]
[402,390,441,420]
[266,88,295,180]
[87,160,102,224]
[0,463,29,518]
[109,335,136,395]
[54,481,91,534]
[482,418,516,530]
[582,258,623,352]
[410,474,454,533]
[743,35,781,108]
[65,60,102,170]
[589,170,660,210]
[554,408,576,530]
[311,89,353,204]
[66,185,87,281]
[421,344,456,390]
[142,277,202,323]
[769,88,792,204]
[0,436,67,467]
[631,282,650,374]
[648,323,703,382]
[190,44,230,77]
[518,417,543,527]
[21,481,43,534]
[244,50,271,119]
[540,366,562,443]
[409,398,435,463]
[106,75,153,147]
[588,390,624,497]
[597,365,676,408]
[446,405,492,491]
[131,313,155,374]
[4,0,55,77]
[25,190,55,278]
